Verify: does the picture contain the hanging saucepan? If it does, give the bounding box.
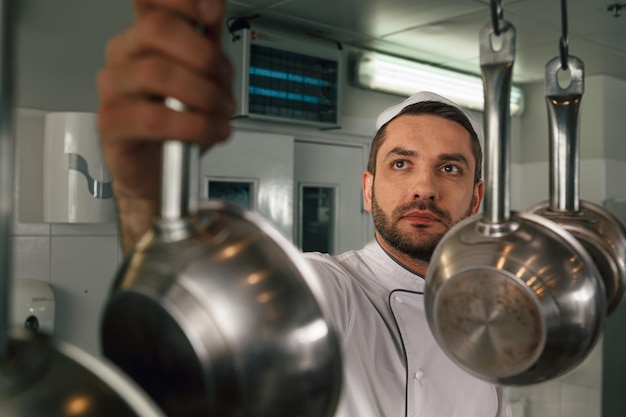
[0,329,168,417]
[0,0,166,414]
[424,20,606,385]
[527,55,626,316]
[100,97,342,417]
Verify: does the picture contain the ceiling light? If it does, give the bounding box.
[352,51,525,116]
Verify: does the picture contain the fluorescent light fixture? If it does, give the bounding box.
[353,51,525,116]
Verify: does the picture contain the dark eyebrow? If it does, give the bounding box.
[440,153,471,168]
[384,146,417,160]
[384,147,472,168]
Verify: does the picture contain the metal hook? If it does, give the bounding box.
[559,0,569,70]
[606,3,625,17]
[490,0,504,35]
[559,37,569,70]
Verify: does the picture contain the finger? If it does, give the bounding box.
[98,55,233,115]
[98,99,232,147]
[132,0,225,32]
[105,11,232,84]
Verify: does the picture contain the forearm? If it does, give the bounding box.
[97,0,233,254]
[114,186,159,254]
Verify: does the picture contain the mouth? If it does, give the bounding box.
[401,210,441,225]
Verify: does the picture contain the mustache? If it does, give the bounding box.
[393,200,451,222]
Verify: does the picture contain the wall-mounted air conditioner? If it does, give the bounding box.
[225,25,342,129]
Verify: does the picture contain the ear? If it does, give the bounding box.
[471,180,484,215]
[362,170,374,212]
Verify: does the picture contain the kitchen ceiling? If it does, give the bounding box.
[225,0,626,85]
[13,0,626,95]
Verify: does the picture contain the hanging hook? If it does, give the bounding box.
[559,0,569,70]
[490,0,504,35]
[606,3,625,17]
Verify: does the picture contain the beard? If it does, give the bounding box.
[371,189,475,263]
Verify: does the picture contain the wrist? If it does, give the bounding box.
[114,187,159,254]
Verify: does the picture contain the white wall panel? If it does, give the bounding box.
[560,383,602,417]
[507,381,562,417]
[50,223,118,236]
[604,159,626,201]
[579,159,607,205]
[14,108,50,234]
[511,161,550,210]
[50,236,120,355]
[11,236,51,282]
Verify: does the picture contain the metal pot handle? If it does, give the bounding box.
[161,97,200,221]
[544,56,584,212]
[479,20,515,225]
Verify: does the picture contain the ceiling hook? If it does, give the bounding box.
[606,3,625,17]
[490,0,504,35]
[559,0,569,70]
[559,37,569,70]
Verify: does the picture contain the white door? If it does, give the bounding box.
[294,140,372,255]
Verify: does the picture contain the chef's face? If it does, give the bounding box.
[363,113,483,263]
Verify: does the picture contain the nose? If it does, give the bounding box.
[410,170,438,201]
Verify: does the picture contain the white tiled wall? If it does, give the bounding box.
[11,226,121,356]
[11,109,121,356]
[50,235,120,354]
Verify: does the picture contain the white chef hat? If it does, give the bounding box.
[375,91,483,146]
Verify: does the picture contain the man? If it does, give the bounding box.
[97,1,510,416]
[299,94,512,417]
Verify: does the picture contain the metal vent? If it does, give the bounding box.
[226,27,342,129]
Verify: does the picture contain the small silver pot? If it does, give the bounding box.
[527,55,626,316]
[101,109,342,417]
[424,20,606,385]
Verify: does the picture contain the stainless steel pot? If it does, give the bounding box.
[527,55,626,316]
[424,20,606,385]
[100,98,342,417]
[0,1,166,415]
[0,329,167,417]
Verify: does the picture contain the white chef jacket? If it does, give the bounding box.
[303,239,511,417]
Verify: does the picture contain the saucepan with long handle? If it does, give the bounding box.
[424,20,606,385]
[527,55,626,316]
[100,97,342,417]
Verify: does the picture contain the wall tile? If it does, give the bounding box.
[12,176,51,236]
[604,159,626,208]
[579,159,606,205]
[558,336,603,390]
[50,236,121,356]
[511,162,526,210]
[11,236,51,282]
[514,159,611,209]
[508,381,561,417]
[51,222,119,236]
[14,108,50,235]
[560,383,601,417]
[513,161,550,210]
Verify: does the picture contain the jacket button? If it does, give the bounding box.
[414,369,424,380]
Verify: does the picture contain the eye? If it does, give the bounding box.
[442,164,461,174]
[392,160,409,170]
